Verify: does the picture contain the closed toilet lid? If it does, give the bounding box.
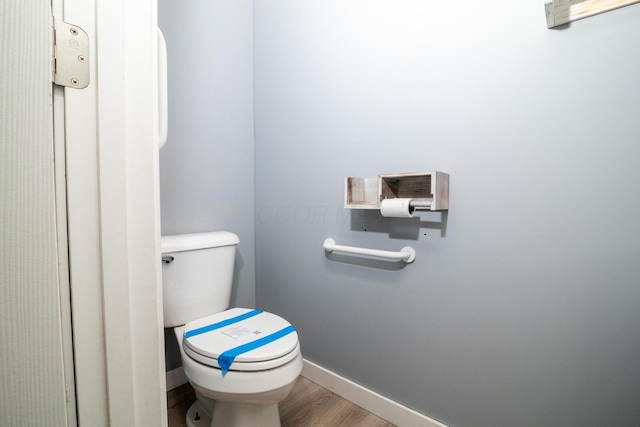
[183,307,299,371]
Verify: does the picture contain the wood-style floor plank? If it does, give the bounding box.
[167,376,396,427]
[167,381,195,427]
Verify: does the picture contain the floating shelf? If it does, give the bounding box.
[345,171,449,212]
[345,177,379,210]
[545,0,640,28]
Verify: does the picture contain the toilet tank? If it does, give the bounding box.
[161,231,240,327]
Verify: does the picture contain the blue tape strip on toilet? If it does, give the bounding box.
[218,325,297,375]
[184,309,263,338]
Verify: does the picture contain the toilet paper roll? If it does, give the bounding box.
[380,198,415,218]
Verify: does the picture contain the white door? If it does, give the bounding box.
[0,0,76,426]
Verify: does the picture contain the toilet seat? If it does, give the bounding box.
[183,308,300,372]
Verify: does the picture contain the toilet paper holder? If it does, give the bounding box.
[344,171,449,213]
[406,198,434,209]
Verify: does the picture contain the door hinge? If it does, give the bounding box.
[52,18,89,89]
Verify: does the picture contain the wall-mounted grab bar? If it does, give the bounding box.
[323,238,416,263]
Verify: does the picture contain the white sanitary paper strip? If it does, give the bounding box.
[222,324,262,341]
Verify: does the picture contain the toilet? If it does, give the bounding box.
[161,231,302,427]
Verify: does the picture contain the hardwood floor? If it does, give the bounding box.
[167,381,195,427]
[167,376,396,427]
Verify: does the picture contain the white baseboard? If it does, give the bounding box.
[301,359,447,427]
[166,367,188,391]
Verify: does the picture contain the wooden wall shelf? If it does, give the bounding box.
[545,0,640,28]
[345,171,449,212]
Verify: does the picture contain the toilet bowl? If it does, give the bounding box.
[173,311,303,427]
[162,233,302,427]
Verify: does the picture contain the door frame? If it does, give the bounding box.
[57,0,167,425]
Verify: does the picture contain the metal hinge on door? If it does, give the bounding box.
[52,18,89,89]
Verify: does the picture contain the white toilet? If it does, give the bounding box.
[161,231,302,427]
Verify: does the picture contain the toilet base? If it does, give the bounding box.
[212,400,280,427]
[186,398,281,427]
[186,400,212,427]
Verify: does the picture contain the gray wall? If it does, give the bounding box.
[158,0,255,309]
[158,0,255,370]
[253,1,640,427]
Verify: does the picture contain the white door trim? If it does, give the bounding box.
[62,0,167,425]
